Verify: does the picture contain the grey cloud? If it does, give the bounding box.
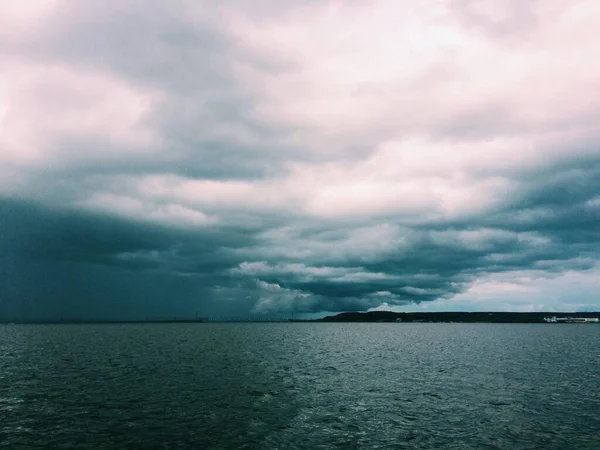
[234,154,600,312]
[2,150,599,318]
[4,0,387,186]
[2,0,302,183]
[450,0,538,39]
[2,1,600,319]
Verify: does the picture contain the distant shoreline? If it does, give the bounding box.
[2,311,600,324]
[320,311,600,323]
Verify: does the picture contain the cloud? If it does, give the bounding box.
[1,0,600,319]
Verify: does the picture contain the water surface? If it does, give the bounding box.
[1,323,599,448]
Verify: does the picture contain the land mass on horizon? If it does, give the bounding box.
[319,311,600,323]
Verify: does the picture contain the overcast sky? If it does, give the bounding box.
[1,0,600,320]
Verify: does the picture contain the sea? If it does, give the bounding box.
[1,323,599,449]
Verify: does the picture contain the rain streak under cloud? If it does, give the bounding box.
[1,0,600,320]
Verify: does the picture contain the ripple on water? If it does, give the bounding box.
[1,323,599,449]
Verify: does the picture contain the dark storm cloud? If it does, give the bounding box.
[0,197,267,320]
[231,151,600,313]
[483,159,600,244]
[0,197,264,273]
[1,198,170,265]
[2,152,599,318]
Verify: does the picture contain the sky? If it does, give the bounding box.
[1,0,600,321]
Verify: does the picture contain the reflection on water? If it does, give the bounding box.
[1,323,599,448]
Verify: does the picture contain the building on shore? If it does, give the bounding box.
[544,316,599,323]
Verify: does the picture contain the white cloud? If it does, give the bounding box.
[387,266,600,312]
[81,193,214,228]
[0,59,161,171]
[252,280,314,314]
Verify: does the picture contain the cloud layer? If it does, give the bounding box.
[1,0,599,319]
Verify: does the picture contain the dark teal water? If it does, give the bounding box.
[1,323,599,449]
